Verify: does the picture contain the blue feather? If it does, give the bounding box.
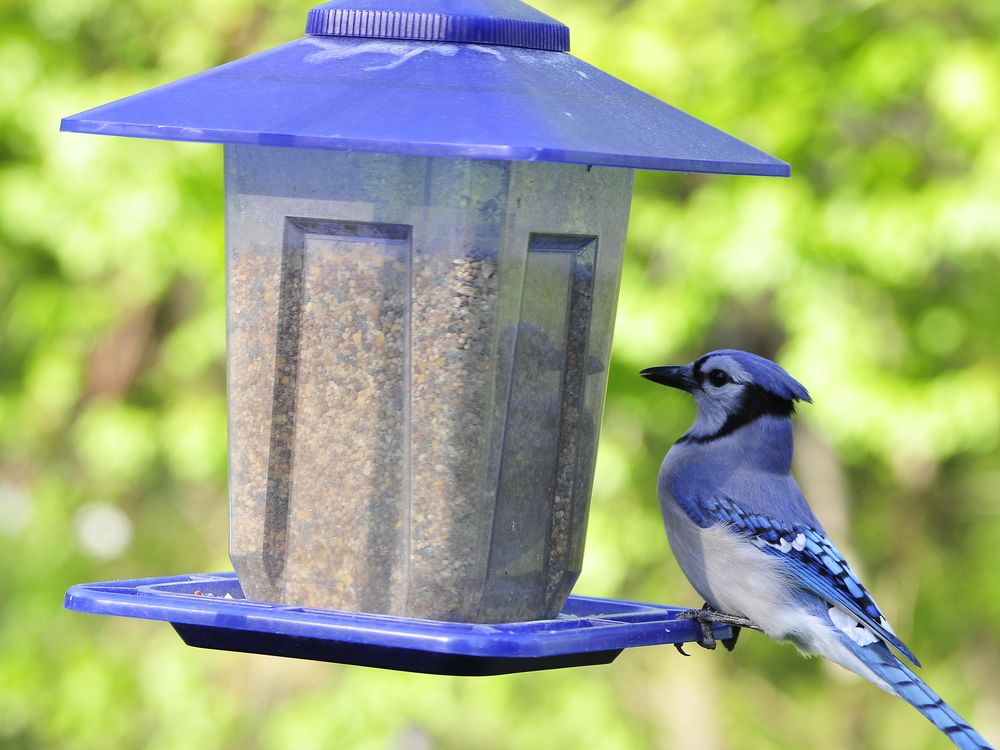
[698,349,812,403]
[688,491,923,667]
[842,636,991,750]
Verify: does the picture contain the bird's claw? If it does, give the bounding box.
[676,606,762,653]
[721,629,741,652]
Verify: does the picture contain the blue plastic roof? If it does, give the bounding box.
[61,1,789,177]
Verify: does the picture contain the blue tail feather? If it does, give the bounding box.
[855,640,992,750]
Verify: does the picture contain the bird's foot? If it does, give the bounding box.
[675,605,762,654]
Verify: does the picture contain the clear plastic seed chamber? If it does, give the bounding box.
[227,148,630,621]
[61,0,788,672]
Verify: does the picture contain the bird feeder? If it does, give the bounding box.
[62,0,787,672]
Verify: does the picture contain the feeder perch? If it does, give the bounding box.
[61,0,787,670]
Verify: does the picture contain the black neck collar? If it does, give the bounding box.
[678,386,795,444]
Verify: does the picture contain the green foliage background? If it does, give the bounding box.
[2,1,999,748]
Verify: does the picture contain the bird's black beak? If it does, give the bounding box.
[640,365,697,392]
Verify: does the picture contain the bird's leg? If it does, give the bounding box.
[676,603,762,652]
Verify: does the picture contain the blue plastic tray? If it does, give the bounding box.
[64,572,730,675]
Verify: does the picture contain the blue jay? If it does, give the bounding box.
[641,349,992,750]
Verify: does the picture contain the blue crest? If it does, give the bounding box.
[699,349,812,403]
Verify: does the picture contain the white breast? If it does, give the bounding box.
[661,493,892,692]
[661,497,801,637]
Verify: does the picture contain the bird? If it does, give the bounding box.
[641,349,992,750]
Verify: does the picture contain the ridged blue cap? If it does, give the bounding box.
[306,0,570,52]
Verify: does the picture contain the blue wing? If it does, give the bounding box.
[698,493,921,667]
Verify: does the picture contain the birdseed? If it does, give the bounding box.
[228,236,598,622]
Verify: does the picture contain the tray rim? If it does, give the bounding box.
[64,572,731,659]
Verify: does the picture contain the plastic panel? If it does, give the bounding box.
[226,147,631,622]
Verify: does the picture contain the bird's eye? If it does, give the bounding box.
[707,370,732,387]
